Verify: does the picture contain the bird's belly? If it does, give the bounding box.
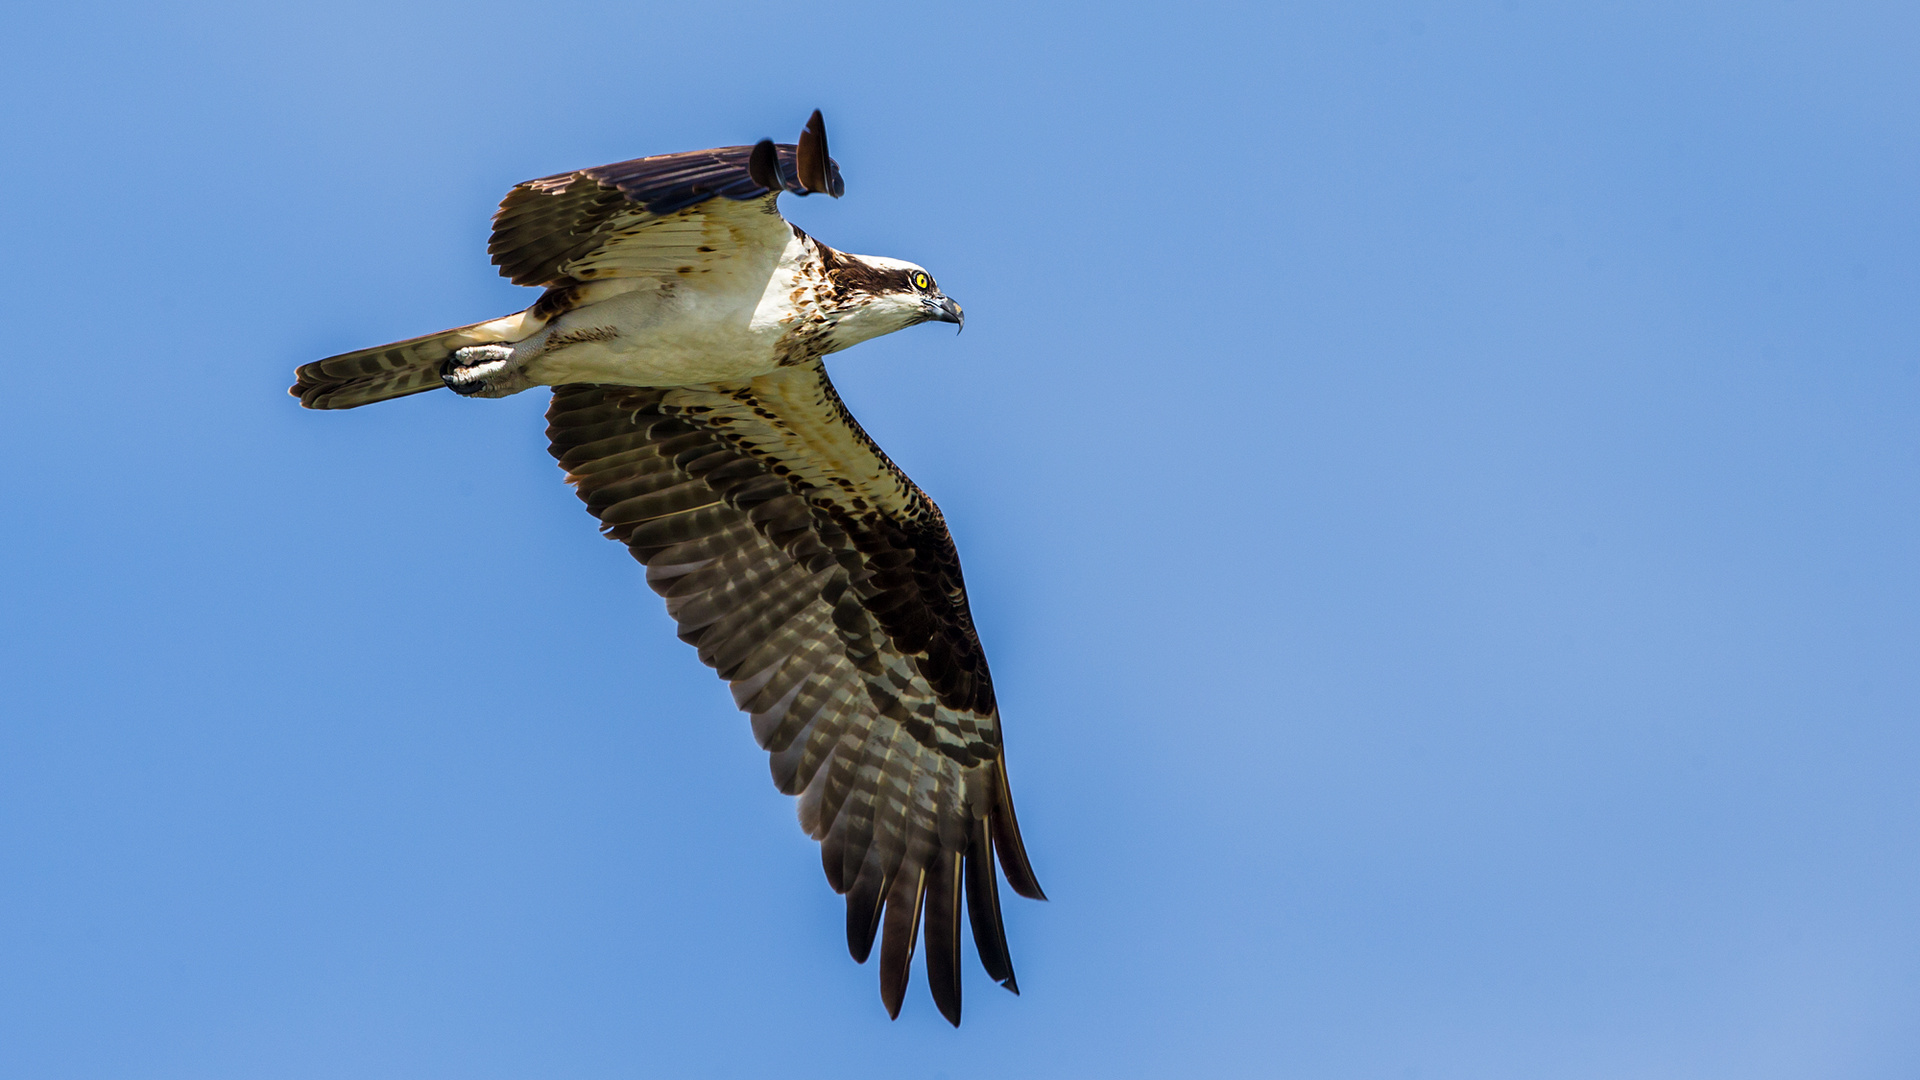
[523,287,792,387]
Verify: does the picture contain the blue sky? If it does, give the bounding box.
[3,1,1918,1076]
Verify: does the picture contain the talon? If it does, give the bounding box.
[449,343,513,367]
[443,344,516,396]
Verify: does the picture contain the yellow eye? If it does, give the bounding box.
[913,272,930,290]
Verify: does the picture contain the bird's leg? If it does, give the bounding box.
[442,344,531,398]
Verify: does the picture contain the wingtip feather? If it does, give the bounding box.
[877,864,926,1020]
[964,816,1018,992]
[844,858,889,965]
[748,138,779,193]
[990,762,1047,901]
[796,110,832,196]
[925,850,964,1026]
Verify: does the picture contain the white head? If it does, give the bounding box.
[817,251,964,352]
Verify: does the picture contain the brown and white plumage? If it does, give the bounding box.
[291,112,1041,1025]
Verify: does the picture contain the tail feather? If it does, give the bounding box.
[292,318,515,410]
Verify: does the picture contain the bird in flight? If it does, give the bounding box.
[291,112,1042,1025]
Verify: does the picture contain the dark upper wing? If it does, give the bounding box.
[544,363,1043,1026]
[491,111,846,288]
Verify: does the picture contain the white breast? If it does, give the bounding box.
[521,231,818,387]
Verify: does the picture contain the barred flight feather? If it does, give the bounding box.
[545,371,1042,1025]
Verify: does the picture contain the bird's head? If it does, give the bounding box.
[818,251,964,351]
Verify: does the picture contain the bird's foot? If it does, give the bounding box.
[442,344,529,398]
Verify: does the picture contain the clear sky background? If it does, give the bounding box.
[3,1,1917,1077]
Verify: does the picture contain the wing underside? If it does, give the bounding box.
[545,368,1042,1025]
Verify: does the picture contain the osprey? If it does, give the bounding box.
[291,112,1042,1025]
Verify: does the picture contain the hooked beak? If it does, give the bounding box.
[928,294,965,332]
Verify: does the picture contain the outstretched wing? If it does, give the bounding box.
[545,363,1044,1026]
[491,111,846,289]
